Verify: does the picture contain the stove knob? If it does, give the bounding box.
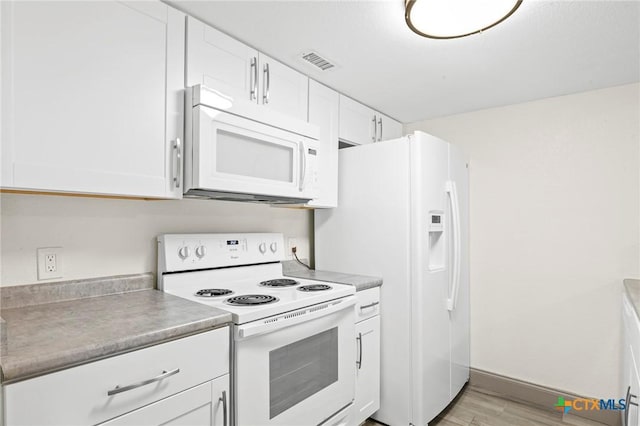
[258,242,267,254]
[270,242,278,253]
[195,245,206,259]
[178,246,190,260]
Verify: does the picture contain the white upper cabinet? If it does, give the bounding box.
[377,113,403,142]
[339,95,402,146]
[258,53,308,122]
[186,17,308,124]
[186,16,257,105]
[307,80,339,208]
[339,95,376,145]
[1,1,185,198]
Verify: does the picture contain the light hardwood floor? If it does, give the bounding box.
[362,386,608,426]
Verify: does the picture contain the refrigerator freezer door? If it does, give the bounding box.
[316,138,413,426]
[449,143,471,398]
[409,133,452,425]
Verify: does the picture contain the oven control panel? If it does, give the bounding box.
[158,233,285,273]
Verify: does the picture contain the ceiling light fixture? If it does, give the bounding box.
[405,0,522,39]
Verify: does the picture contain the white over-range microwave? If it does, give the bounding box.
[184,85,320,203]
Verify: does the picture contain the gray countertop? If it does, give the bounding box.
[0,274,231,383]
[625,278,640,318]
[282,260,382,292]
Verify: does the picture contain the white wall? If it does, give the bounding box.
[405,83,640,398]
[0,194,312,286]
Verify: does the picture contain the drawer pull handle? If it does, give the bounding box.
[356,332,363,370]
[220,390,228,426]
[360,301,380,310]
[107,368,180,396]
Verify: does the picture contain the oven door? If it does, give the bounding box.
[189,105,318,201]
[234,297,356,426]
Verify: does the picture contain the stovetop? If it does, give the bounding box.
[161,263,354,325]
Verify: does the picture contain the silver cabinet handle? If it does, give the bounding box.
[173,138,182,189]
[250,57,257,100]
[356,332,363,370]
[107,368,180,396]
[359,301,380,310]
[219,390,228,426]
[378,117,383,142]
[263,62,270,104]
[371,115,377,143]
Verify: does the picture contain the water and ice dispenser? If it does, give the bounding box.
[428,211,445,270]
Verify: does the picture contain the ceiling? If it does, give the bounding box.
[168,0,640,123]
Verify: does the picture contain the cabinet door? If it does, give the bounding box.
[212,374,230,426]
[100,381,214,426]
[186,16,258,105]
[339,95,376,145]
[307,80,339,208]
[377,113,403,142]
[259,53,308,122]
[1,1,184,198]
[351,316,381,426]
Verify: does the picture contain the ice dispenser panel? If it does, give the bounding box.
[428,211,444,271]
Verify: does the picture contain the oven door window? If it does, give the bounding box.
[269,328,338,419]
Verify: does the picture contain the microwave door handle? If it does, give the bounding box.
[173,138,182,189]
[299,141,307,191]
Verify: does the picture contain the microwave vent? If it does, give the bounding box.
[300,51,335,71]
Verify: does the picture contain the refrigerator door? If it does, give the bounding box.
[315,138,413,426]
[449,143,471,397]
[409,132,452,425]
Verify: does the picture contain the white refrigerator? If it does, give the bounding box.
[315,131,469,426]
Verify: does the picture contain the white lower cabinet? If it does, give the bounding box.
[622,294,640,426]
[349,288,381,426]
[101,375,229,426]
[211,374,231,426]
[4,328,230,426]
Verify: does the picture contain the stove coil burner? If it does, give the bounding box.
[297,284,333,292]
[259,278,299,288]
[195,288,233,297]
[225,294,279,306]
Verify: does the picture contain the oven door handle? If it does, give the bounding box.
[236,296,355,340]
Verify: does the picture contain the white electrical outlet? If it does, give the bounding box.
[37,247,63,280]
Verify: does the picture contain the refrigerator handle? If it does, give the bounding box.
[446,181,461,312]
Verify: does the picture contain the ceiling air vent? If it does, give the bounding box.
[300,51,336,71]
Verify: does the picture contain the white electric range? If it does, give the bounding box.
[158,233,356,426]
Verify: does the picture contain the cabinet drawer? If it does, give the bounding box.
[5,328,229,426]
[355,287,380,322]
[100,381,214,426]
